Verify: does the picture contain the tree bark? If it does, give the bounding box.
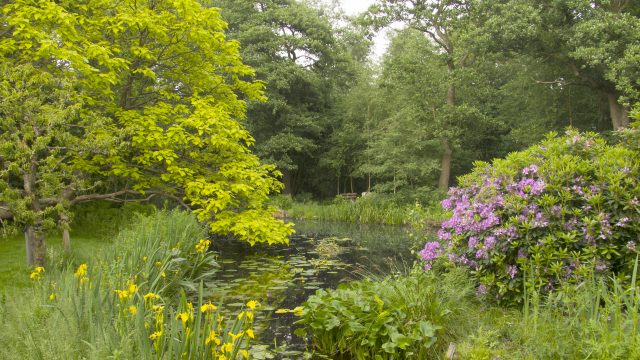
[438,82,456,191]
[25,223,46,267]
[60,213,71,253]
[608,93,630,130]
[281,170,292,194]
[438,140,452,192]
[24,229,34,265]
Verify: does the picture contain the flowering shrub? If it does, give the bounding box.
[421,129,640,302]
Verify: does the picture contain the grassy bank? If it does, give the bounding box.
[285,195,447,226]
[0,211,256,359]
[0,233,110,290]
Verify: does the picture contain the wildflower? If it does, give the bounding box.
[206,330,220,345]
[152,304,164,313]
[627,241,637,252]
[49,293,56,301]
[144,292,159,302]
[477,284,488,296]
[228,331,244,342]
[155,261,162,267]
[507,265,518,279]
[30,266,44,281]
[201,301,217,313]
[221,342,234,353]
[246,300,259,311]
[237,311,245,320]
[127,282,138,294]
[115,289,130,300]
[143,256,148,262]
[129,305,137,315]
[195,239,211,254]
[246,329,254,339]
[616,217,630,227]
[149,331,163,341]
[177,312,191,326]
[240,350,249,359]
[74,264,87,278]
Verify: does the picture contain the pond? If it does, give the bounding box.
[206,220,419,359]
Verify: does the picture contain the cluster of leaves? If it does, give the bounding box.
[0,0,293,261]
[298,270,474,359]
[1,210,259,359]
[421,128,640,303]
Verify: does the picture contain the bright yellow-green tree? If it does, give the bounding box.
[0,0,293,266]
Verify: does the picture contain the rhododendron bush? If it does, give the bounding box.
[421,129,640,303]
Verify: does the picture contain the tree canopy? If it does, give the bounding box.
[0,0,293,265]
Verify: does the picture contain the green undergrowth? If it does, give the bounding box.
[298,268,477,359]
[300,261,640,359]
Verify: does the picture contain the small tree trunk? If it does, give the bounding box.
[438,140,452,192]
[336,175,340,196]
[60,213,71,253]
[608,93,630,130]
[24,228,34,266]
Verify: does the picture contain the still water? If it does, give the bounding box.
[206,220,417,359]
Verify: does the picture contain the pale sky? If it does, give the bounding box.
[338,0,375,15]
[335,0,395,61]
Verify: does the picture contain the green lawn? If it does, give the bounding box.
[0,232,111,291]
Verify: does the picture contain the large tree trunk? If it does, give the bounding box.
[26,223,46,267]
[608,93,630,130]
[438,140,452,191]
[438,83,456,191]
[281,170,292,195]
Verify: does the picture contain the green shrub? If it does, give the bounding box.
[298,269,475,359]
[424,129,640,303]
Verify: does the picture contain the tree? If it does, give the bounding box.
[0,0,292,266]
[365,0,477,191]
[210,0,350,195]
[473,0,640,130]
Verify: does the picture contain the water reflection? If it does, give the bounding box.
[206,220,416,358]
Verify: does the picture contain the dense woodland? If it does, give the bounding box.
[211,0,639,199]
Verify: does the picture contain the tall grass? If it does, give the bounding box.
[289,195,446,226]
[459,258,640,359]
[0,210,258,359]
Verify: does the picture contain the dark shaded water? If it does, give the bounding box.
[206,220,416,359]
